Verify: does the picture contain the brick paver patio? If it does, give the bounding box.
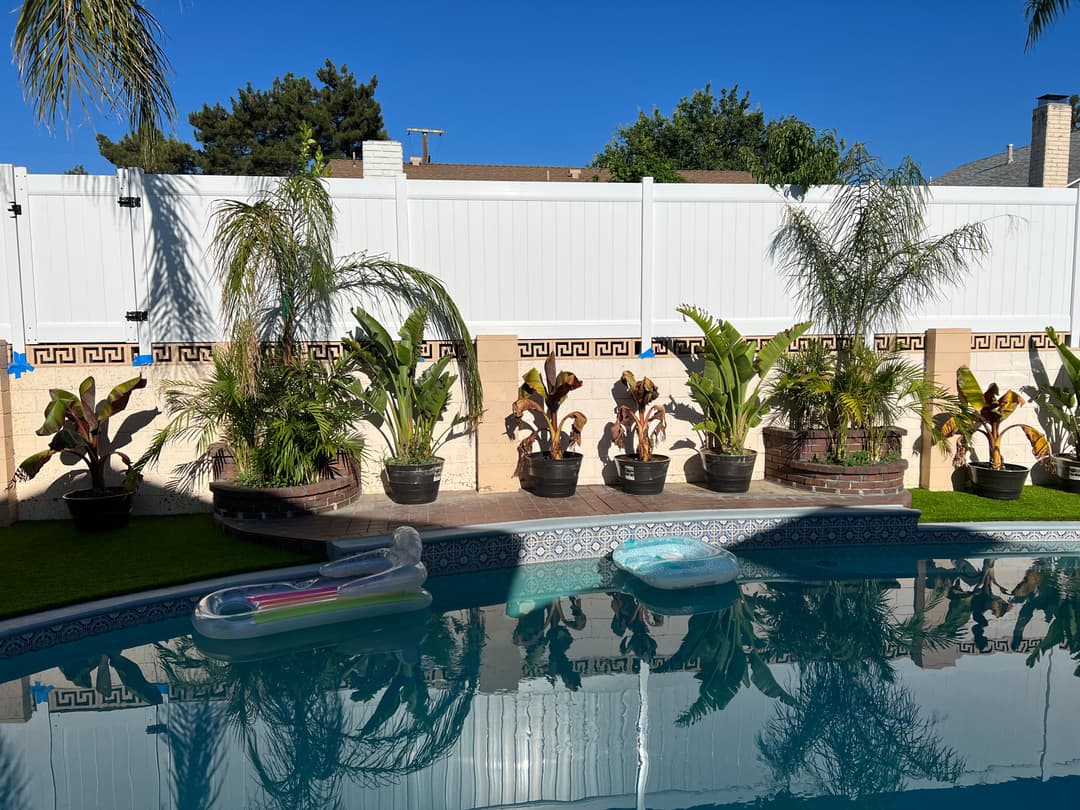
[222,482,911,551]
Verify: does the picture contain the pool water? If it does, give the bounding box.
[2,547,1080,809]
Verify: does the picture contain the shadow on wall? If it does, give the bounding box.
[144,176,215,343]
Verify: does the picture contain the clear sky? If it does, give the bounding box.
[1,1,1078,178]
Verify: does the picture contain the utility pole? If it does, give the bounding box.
[406,128,444,163]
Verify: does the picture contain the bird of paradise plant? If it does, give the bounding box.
[611,371,667,461]
[511,353,587,462]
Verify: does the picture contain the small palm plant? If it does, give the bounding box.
[611,371,667,461]
[772,145,990,346]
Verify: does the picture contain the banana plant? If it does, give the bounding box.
[939,366,1049,470]
[678,305,811,454]
[611,371,667,461]
[345,305,470,464]
[13,375,147,493]
[511,352,587,461]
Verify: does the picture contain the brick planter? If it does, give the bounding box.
[763,426,910,506]
[209,448,359,519]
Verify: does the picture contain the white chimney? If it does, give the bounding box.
[361,141,405,177]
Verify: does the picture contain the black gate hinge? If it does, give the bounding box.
[125,310,148,322]
[118,196,142,208]
[8,202,21,217]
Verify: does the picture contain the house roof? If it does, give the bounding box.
[327,159,755,184]
[931,130,1080,186]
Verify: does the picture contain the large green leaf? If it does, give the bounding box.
[96,376,147,421]
[955,366,984,409]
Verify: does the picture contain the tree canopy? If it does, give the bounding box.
[96,60,387,175]
[592,84,848,188]
[190,60,387,175]
[96,129,201,174]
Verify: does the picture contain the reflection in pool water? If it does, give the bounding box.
[2,551,1080,808]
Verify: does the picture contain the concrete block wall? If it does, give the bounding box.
[3,332,1072,520]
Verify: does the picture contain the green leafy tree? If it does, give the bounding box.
[190,59,387,175]
[594,84,766,181]
[743,117,848,189]
[96,128,201,173]
[63,164,87,175]
[13,0,174,160]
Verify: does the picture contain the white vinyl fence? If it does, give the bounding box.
[3,164,1080,365]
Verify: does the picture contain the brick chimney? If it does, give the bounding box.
[1028,94,1072,187]
[361,141,405,177]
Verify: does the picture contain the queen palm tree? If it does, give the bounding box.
[1026,0,1072,49]
[772,145,990,347]
[13,0,173,152]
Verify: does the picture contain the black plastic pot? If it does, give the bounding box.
[62,487,133,532]
[1053,455,1080,494]
[969,461,1029,500]
[385,459,444,505]
[523,452,583,498]
[615,454,670,495]
[701,449,757,493]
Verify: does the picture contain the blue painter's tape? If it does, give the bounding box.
[7,352,34,378]
[156,683,169,695]
[132,353,154,366]
[638,347,656,359]
[30,681,53,704]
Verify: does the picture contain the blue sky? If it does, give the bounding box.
[1,1,1078,178]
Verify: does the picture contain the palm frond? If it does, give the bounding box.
[1026,0,1071,49]
[14,0,174,148]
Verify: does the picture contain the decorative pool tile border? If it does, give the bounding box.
[333,508,923,576]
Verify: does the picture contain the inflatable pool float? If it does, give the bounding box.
[612,536,739,590]
[193,526,432,639]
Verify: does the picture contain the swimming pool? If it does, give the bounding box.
[1,546,1079,808]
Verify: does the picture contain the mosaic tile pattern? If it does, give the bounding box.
[0,597,196,659]
[419,511,921,576]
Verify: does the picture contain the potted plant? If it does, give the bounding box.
[137,127,480,517]
[677,305,811,493]
[511,353,588,498]
[345,305,471,504]
[13,375,147,530]
[1033,326,1080,492]
[610,371,669,494]
[939,366,1050,500]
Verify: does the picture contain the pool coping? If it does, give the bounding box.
[5,507,1080,657]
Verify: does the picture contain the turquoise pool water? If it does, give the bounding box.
[1,547,1079,808]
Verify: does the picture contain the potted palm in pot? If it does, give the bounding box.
[13,375,147,530]
[677,305,810,493]
[345,305,471,504]
[940,366,1050,499]
[1033,326,1080,492]
[511,353,588,498]
[611,371,669,494]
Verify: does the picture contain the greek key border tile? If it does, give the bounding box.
[970,332,1068,351]
[18,341,461,367]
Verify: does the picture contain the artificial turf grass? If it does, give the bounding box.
[909,485,1080,523]
[0,513,322,620]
